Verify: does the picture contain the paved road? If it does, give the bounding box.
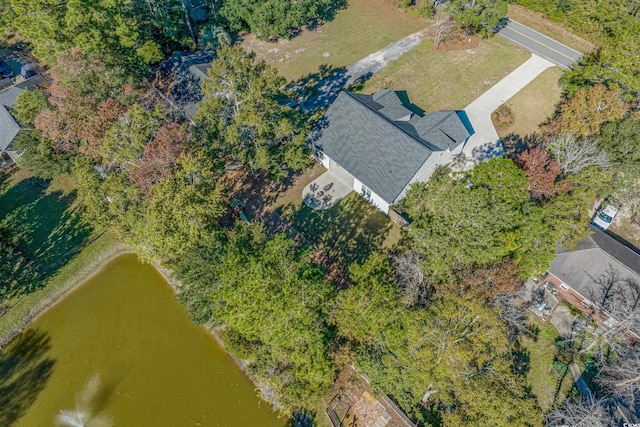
[302,28,430,110]
[453,54,555,170]
[497,19,583,69]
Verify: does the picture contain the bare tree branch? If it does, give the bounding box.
[545,395,615,427]
[491,292,534,339]
[391,252,431,308]
[597,349,640,404]
[547,134,609,174]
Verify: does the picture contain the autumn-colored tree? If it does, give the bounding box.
[80,99,128,159]
[547,84,628,136]
[34,49,130,153]
[128,123,191,194]
[516,147,572,200]
[444,258,522,299]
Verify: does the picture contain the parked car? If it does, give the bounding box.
[0,60,14,79]
[592,204,618,230]
[20,63,37,79]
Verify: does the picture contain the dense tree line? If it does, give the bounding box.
[4,0,638,423]
[402,156,606,287]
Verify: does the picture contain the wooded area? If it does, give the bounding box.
[1,0,639,424]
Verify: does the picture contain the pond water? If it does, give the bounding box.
[12,253,285,427]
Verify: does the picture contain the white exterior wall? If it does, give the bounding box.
[316,150,334,170]
[353,177,390,214]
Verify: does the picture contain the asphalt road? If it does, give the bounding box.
[497,19,583,69]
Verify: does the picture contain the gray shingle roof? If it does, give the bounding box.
[0,75,46,151]
[0,106,20,151]
[153,51,215,120]
[310,90,471,203]
[0,75,45,109]
[549,226,640,320]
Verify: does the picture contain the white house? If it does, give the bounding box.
[309,90,474,214]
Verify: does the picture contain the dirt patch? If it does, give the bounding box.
[430,32,479,53]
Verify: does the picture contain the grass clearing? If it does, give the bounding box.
[494,67,564,138]
[279,192,402,271]
[520,314,575,412]
[241,0,427,80]
[0,170,93,276]
[507,5,596,54]
[361,37,530,111]
[0,167,124,346]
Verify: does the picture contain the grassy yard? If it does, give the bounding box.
[0,170,94,276]
[241,0,427,81]
[520,314,575,412]
[360,37,530,111]
[279,192,403,271]
[0,167,122,345]
[507,5,596,54]
[494,67,564,138]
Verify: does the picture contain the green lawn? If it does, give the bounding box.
[0,170,92,276]
[241,0,427,81]
[0,168,122,345]
[279,192,403,271]
[360,36,530,111]
[520,314,575,412]
[495,67,564,139]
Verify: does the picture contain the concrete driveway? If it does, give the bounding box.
[453,54,555,170]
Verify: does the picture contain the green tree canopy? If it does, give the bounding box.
[448,0,507,37]
[13,90,50,126]
[219,0,343,40]
[174,225,336,414]
[332,253,402,344]
[195,45,310,179]
[355,294,541,424]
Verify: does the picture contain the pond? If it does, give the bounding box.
[9,253,285,427]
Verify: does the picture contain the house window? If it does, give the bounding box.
[361,185,372,200]
[582,299,593,308]
[560,284,569,291]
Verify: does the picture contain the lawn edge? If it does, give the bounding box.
[0,230,126,348]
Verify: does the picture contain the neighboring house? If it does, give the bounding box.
[0,74,46,165]
[309,90,473,215]
[544,225,640,338]
[152,50,215,121]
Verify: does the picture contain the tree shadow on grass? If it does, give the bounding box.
[0,176,48,217]
[512,346,531,377]
[280,194,392,272]
[4,189,92,275]
[0,176,93,298]
[501,132,546,160]
[0,329,55,426]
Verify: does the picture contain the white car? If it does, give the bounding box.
[592,204,618,230]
